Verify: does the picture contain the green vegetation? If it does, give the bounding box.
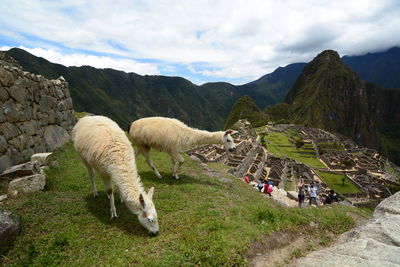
[262,132,326,169]
[315,171,361,194]
[224,96,267,129]
[1,143,364,266]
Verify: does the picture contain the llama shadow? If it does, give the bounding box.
[84,193,148,237]
[138,171,219,187]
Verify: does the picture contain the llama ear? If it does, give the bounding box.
[139,193,146,209]
[148,187,154,200]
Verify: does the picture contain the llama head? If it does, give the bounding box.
[138,187,159,237]
[222,130,237,152]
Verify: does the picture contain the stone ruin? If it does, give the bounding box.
[189,121,399,207]
[0,51,76,172]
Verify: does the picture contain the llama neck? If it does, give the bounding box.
[191,130,224,146]
[109,158,144,214]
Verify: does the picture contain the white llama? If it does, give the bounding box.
[72,115,159,236]
[129,116,236,179]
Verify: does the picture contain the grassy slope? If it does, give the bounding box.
[263,132,326,169]
[315,171,361,194]
[1,143,365,266]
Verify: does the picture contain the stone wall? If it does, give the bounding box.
[0,52,76,172]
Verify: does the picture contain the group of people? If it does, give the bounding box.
[243,175,274,196]
[297,181,339,207]
[244,175,339,207]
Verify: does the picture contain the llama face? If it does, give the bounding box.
[138,187,159,237]
[223,130,237,152]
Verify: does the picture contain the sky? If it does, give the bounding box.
[1,0,400,85]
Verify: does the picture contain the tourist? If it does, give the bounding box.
[298,181,305,207]
[244,175,250,184]
[309,182,319,207]
[257,178,265,192]
[264,182,273,196]
[324,190,339,205]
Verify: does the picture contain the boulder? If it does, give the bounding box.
[0,208,21,254]
[8,174,46,196]
[287,191,299,201]
[31,153,52,166]
[295,192,400,266]
[0,161,41,180]
[0,195,7,202]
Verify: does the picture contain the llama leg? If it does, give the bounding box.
[84,162,98,197]
[102,175,117,218]
[171,153,184,180]
[142,147,163,179]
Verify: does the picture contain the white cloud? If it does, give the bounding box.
[1,0,399,83]
[1,46,159,75]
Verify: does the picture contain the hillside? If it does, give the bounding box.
[284,50,400,164]
[224,96,266,129]
[343,47,400,89]
[1,142,363,266]
[285,50,378,147]
[5,48,291,130]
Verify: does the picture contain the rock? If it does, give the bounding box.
[0,66,15,87]
[0,155,12,173]
[31,153,52,166]
[287,191,299,201]
[43,125,70,151]
[295,192,400,266]
[0,135,7,154]
[0,208,21,254]
[0,161,41,180]
[2,99,21,122]
[0,195,7,202]
[8,173,46,196]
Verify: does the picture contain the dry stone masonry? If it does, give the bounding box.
[0,51,76,172]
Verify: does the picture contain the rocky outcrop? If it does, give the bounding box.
[0,208,21,254]
[0,51,76,172]
[295,191,400,266]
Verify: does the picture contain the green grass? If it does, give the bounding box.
[315,171,362,194]
[263,132,326,169]
[1,142,364,266]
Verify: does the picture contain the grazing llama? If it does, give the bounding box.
[129,116,236,179]
[72,115,159,236]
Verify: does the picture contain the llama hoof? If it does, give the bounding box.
[173,175,180,180]
[158,176,163,179]
[93,192,99,198]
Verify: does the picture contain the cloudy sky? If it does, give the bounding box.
[1,0,400,85]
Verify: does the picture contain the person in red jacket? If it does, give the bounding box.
[264,183,273,196]
[243,175,250,184]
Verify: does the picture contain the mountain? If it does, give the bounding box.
[224,95,266,129]
[343,47,400,89]
[237,63,307,107]
[5,48,293,130]
[285,50,400,164]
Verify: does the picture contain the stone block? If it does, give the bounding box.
[0,208,21,254]
[43,125,70,151]
[31,152,52,166]
[0,87,9,102]
[2,99,21,122]
[8,80,26,104]
[0,161,41,180]
[8,174,46,196]
[0,66,15,87]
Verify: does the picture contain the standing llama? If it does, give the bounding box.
[129,117,237,180]
[72,115,159,236]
